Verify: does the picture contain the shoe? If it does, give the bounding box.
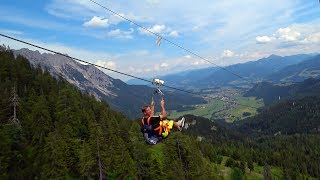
[178,117,185,131]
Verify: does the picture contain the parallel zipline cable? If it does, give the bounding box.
[0,33,259,109]
[88,0,251,83]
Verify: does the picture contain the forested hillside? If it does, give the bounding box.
[1,49,320,179]
[245,78,320,105]
[237,96,320,136]
[183,114,320,178]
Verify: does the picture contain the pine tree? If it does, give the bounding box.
[263,165,273,180]
[240,161,246,173]
[128,122,150,179]
[0,125,12,179]
[41,132,69,178]
[248,159,254,173]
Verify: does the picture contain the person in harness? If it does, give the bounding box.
[141,98,185,145]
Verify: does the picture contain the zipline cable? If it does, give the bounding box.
[88,0,251,83]
[0,34,150,84]
[0,33,260,109]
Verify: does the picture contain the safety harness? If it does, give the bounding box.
[141,116,165,145]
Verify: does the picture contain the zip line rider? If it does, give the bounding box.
[141,98,185,145]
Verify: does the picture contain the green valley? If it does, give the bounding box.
[169,89,264,122]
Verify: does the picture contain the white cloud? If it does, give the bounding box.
[160,62,169,67]
[83,16,109,28]
[149,24,165,33]
[169,30,179,37]
[256,36,273,43]
[192,25,201,32]
[222,50,234,57]
[139,24,166,35]
[138,24,179,38]
[128,66,143,73]
[95,61,117,70]
[184,55,191,59]
[106,28,134,39]
[255,23,320,46]
[276,27,301,41]
[191,60,208,66]
[130,66,154,73]
[191,61,200,65]
[302,32,320,43]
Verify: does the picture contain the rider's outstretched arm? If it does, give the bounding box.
[159,99,167,120]
[151,99,155,116]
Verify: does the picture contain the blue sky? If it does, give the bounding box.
[1,0,320,81]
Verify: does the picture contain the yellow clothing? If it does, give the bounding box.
[159,119,174,138]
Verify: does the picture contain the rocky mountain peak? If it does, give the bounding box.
[13,48,116,98]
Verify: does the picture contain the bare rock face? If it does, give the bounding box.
[14,48,116,99]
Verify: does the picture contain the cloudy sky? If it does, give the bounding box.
[1,0,320,81]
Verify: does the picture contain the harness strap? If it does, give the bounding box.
[141,117,152,126]
[147,117,151,125]
[142,117,169,137]
[154,121,171,136]
[154,125,162,136]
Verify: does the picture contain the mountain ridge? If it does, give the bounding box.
[267,55,320,82]
[202,54,314,87]
[127,54,314,88]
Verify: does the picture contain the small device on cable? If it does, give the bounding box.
[152,78,165,97]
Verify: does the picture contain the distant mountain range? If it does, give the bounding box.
[12,48,205,118]
[203,54,313,87]
[127,54,316,89]
[127,67,219,89]
[267,55,320,82]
